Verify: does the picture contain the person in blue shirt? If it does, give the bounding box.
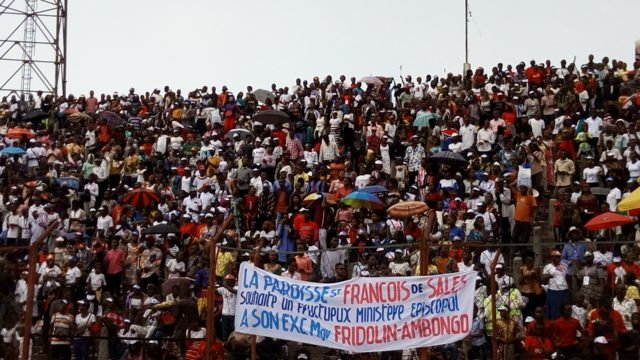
[561,226,587,278]
[447,214,465,241]
[468,305,487,360]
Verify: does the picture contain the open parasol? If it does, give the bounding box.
[20,109,48,122]
[358,76,384,86]
[99,111,125,127]
[253,89,275,104]
[68,112,93,122]
[226,128,253,141]
[144,223,180,235]
[359,185,389,194]
[387,201,429,218]
[303,192,337,205]
[584,212,635,231]
[6,128,34,139]
[0,146,26,156]
[57,176,81,190]
[428,151,468,167]
[122,188,161,208]
[340,191,385,210]
[252,109,290,125]
[617,187,640,215]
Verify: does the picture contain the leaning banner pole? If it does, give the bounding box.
[22,221,60,360]
[205,216,233,360]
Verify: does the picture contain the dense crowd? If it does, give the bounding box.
[0,54,639,360]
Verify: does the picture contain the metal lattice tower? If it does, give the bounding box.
[0,0,67,98]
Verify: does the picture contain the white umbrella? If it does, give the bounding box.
[358,76,384,86]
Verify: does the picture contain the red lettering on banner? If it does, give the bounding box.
[334,324,399,345]
[400,315,470,339]
[342,281,410,304]
[426,275,468,299]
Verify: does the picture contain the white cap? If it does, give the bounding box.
[594,336,608,344]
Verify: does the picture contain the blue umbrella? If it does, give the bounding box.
[57,177,81,190]
[413,112,434,128]
[359,185,389,194]
[1,146,25,156]
[340,191,385,209]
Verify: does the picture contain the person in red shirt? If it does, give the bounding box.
[243,187,259,229]
[622,253,640,280]
[294,209,319,245]
[522,322,555,360]
[526,306,554,336]
[180,214,197,243]
[588,297,627,359]
[552,304,584,359]
[103,238,125,297]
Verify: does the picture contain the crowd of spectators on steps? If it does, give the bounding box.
[0,54,638,359]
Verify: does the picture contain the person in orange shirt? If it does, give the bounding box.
[294,243,314,281]
[511,185,537,243]
[294,209,319,245]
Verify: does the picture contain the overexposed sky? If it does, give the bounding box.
[3,0,640,96]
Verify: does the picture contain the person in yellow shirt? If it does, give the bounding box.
[215,239,236,280]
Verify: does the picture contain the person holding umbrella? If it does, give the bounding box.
[404,135,425,184]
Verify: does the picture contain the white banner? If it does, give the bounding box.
[234,263,476,353]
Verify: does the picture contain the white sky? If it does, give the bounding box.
[3,0,640,96]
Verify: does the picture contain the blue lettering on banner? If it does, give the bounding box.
[409,295,460,317]
[296,302,352,322]
[236,263,477,353]
[239,290,278,308]
[245,268,330,303]
[355,304,405,322]
[310,320,331,341]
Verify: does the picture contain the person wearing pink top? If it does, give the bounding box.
[104,238,125,297]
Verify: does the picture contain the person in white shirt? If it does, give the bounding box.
[582,157,603,186]
[585,110,603,148]
[542,250,569,319]
[96,207,114,234]
[552,110,566,135]
[318,135,338,163]
[448,134,463,153]
[182,191,202,220]
[252,139,266,165]
[476,122,495,154]
[605,177,621,212]
[216,275,237,341]
[613,285,637,330]
[479,246,504,277]
[83,175,100,211]
[154,133,169,155]
[65,257,82,287]
[459,117,477,151]
[249,169,263,197]
[165,252,186,279]
[626,151,640,178]
[411,77,426,99]
[528,116,545,138]
[86,264,107,292]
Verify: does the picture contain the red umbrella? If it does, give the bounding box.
[6,128,34,139]
[122,188,161,208]
[584,212,635,231]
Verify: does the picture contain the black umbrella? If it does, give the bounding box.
[99,111,125,127]
[252,109,290,125]
[144,223,180,235]
[428,151,469,166]
[20,109,48,122]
